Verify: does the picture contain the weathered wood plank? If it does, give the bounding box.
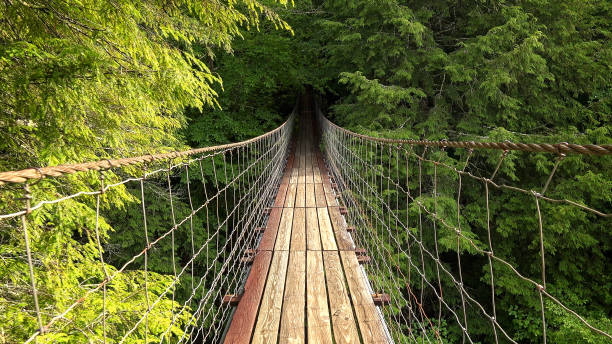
[299,145,306,169]
[290,167,299,184]
[291,207,306,251]
[313,166,322,183]
[320,175,337,206]
[281,154,294,185]
[252,251,290,344]
[295,183,306,207]
[322,251,360,344]
[305,183,316,208]
[328,206,355,251]
[260,179,290,251]
[274,183,289,207]
[305,154,314,184]
[306,208,321,251]
[317,207,338,251]
[285,183,297,208]
[340,251,389,343]
[298,165,306,184]
[314,183,326,207]
[275,208,294,251]
[224,251,273,344]
[279,251,306,343]
[306,251,333,344]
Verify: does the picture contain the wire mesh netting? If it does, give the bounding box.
[318,106,612,344]
[0,113,295,343]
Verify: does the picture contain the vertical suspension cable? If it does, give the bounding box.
[139,166,150,342]
[94,173,109,344]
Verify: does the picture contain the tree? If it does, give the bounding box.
[0,0,291,342]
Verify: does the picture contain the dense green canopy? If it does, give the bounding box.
[0,0,610,342]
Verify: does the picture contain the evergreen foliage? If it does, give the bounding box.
[0,0,290,342]
[0,0,610,342]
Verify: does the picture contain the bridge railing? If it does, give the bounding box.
[317,106,611,343]
[0,112,295,343]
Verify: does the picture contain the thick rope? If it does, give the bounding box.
[0,116,292,185]
[320,116,612,156]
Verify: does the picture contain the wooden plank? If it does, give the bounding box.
[290,167,299,184]
[260,180,291,251]
[253,251,290,344]
[313,166,322,183]
[281,155,294,184]
[328,206,355,251]
[224,251,273,344]
[315,154,329,181]
[298,164,306,184]
[257,208,283,251]
[291,208,306,251]
[274,183,289,207]
[285,183,297,208]
[298,142,306,184]
[295,183,306,207]
[340,251,389,343]
[314,183,326,207]
[306,251,333,344]
[275,208,294,251]
[306,208,321,251]
[305,161,314,183]
[317,207,338,251]
[305,183,316,208]
[299,145,306,169]
[323,251,360,344]
[279,251,306,343]
[320,176,337,206]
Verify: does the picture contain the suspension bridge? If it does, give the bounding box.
[0,94,611,343]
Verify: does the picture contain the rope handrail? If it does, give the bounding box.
[319,115,612,155]
[0,115,293,186]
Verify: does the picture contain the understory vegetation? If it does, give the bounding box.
[0,0,610,343]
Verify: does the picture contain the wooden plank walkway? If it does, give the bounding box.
[224,103,389,344]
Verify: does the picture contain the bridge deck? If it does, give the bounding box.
[224,106,389,343]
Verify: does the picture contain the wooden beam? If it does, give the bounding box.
[357,255,371,265]
[339,251,388,342]
[317,207,338,251]
[328,206,355,251]
[222,294,242,307]
[224,251,273,344]
[372,293,391,306]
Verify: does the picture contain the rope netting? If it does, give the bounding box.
[0,112,294,343]
[317,107,612,343]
